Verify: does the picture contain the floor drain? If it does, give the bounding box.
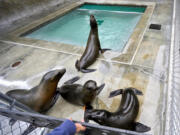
[11,61,21,68]
[149,24,161,30]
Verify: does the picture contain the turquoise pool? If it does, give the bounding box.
[25,4,145,51]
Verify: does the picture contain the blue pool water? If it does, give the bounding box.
[25,5,144,51]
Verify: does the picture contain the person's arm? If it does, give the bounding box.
[47,119,86,135]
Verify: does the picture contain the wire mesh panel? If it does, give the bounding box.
[0,115,47,135]
[0,99,48,135]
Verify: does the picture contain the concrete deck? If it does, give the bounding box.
[0,0,173,135]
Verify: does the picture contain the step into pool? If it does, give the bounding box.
[24,4,146,52]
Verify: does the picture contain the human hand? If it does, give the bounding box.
[75,123,86,133]
[69,118,86,133]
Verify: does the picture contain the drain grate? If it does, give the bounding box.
[149,24,161,30]
[11,61,21,68]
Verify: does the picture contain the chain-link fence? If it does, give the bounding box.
[0,93,49,135]
[0,115,46,135]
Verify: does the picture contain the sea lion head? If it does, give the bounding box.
[84,80,97,91]
[85,109,109,123]
[40,68,66,85]
[90,15,97,28]
[90,110,108,119]
[84,80,105,96]
[82,81,103,106]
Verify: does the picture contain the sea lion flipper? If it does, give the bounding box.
[22,124,37,135]
[81,68,96,73]
[64,76,80,85]
[41,92,60,113]
[47,92,60,109]
[133,122,151,132]
[101,48,111,53]
[97,20,104,25]
[96,83,105,95]
[108,89,124,98]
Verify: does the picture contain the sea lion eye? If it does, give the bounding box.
[95,111,103,117]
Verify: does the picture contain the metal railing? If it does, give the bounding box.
[0,91,151,135]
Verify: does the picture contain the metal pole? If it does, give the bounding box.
[0,91,36,113]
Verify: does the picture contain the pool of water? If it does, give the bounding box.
[25,4,145,51]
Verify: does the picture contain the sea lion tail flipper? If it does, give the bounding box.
[22,124,37,135]
[81,68,96,73]
[108,89,124,98]
[64,76,80,85]
[101,48,111,53]
[96,83,105,95]
[133,122,151,132]
[132,88,143,95]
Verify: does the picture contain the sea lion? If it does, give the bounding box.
[6,69,66,113]
[57,77,105,106]
[75,15,110,73]
[84,88,151,133]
